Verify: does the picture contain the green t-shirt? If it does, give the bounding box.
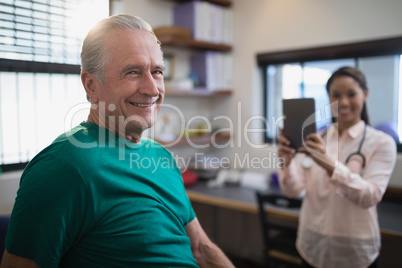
[6,122,197,268]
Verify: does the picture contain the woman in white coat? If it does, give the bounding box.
[278,67,396,268]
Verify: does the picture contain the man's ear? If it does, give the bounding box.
[81,71,99,103]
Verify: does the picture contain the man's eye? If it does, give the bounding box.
[126,71,139,76]
[153,70,164,76]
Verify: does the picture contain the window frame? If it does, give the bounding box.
[257,36,402,151]
[0,59,80,74]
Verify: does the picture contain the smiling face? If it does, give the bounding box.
[328,75,368,131]
[83,28,165,141]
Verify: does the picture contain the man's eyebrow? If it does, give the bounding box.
[120,64,165,74]
[120,64,141,75]
[154,64,165,71]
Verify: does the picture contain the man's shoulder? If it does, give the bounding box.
[52,121,98,145]
[25,122,99,171]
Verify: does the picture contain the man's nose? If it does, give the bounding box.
[139,72,160,97]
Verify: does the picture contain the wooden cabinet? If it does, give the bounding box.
[191,200,266,264]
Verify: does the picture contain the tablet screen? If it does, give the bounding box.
[283,98,317,150]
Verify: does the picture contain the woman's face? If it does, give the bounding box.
[328,75,368,130]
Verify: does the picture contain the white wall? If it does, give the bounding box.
[113,0,175,28]
[120,0,402,187]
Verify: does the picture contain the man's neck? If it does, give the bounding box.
[86,112,142,144]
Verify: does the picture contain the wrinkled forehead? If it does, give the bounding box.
[105,29,162,56]
[103,29,164,69]
[105,28,158,47]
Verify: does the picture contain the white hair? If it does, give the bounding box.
[80,14,161,83]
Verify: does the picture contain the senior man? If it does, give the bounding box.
[1,14,234,268]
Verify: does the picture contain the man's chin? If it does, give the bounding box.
[125,120,154,134]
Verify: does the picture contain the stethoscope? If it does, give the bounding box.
[345,124,367,169]
[302,125,367,170]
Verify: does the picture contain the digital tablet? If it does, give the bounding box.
[283,98,317,150]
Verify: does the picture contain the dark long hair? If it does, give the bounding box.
[326,66,370,126]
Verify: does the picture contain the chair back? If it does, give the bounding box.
[0,215,10,264]
[255,192,302,267]
[256,193,301,242]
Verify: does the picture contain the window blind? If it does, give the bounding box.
[0,0,82,64]
[0,0,108,166]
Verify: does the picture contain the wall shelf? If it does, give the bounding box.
[154,0,233,149]
[165,89,232,97]
[158,35,232,52]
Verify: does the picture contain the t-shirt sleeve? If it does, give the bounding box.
[5,156,94,268]
[187,198,196,224]
[156,141,197,224]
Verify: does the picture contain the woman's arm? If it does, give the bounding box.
[330,137,396,208]
[278,159,307,198]
[277,128,307,197]
[301,132,396,208]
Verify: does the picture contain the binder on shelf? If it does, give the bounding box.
[173,0,233,45]
[174,1,200,40]
[191,52,233,91]
[190,52,208,89]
